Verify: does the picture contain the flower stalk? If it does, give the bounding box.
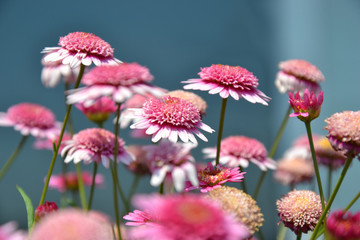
[215,98,228,165]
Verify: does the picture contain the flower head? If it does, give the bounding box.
[166,90,207,116]
[276,189,324,235]
[35,202,58,222]
[273,157,314,186]
[208,186,264,235]
[325,111,360,157]
[0,222,26,240]
[126,145,152,176]
[289,89,324,122]
[130,96,214,144]
[314,137,347,168]
[33,132,72,153]
[275,59,324,94]
[123,210,155,226]
[48,171,104,192]
[182,64,270,105]
[326,210,360,240]
[0,103,61,138]
[42,32,121,68]
[127,194,250,240]
[203,136,276,171]
[76,96,117,124]
[61,128,134,168]
[185,162,245,193]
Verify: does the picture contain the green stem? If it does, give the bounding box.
[87,162,98,211]
[39,64,85,206]
[258,229,265,240]
[310,155,353,239]
[76,163,87,210]
[159,182,164,194]
[276,223,287,240]
[0,135,29,182]
[296,232,302,240]
[253,171,266,200]
[344,191,360,211]
[327,164,333,200]
[215,98,228,165]
[305,121,325,210]
[241,180,248,193]
[127,175,140,206]
[64,83,75,134]
[115,173,130,212]
[110,162,122,240]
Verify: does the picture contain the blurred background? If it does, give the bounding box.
[0,0,359,239]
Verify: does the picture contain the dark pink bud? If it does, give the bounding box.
[35,201,58,222]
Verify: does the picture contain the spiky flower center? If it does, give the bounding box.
[325,111,360,145]
[198,165,230,186]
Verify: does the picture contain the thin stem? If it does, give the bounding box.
[344,191,360,211]
[276,223,287,240]
[39,64,85,206]
[64,83,75,134]
[127,175,140,205]
[253,171,266,200]
[327,164,333,200]
[296,232,302,240]
[87,162,98,211]
[310,155,353,239]
[257,229,265,240]
[305,121,325,210]
[159,182,164,194]
[0,135,29,182]
[110,162,122,240]
[114,171,129,212]
[215,98,228,165]
[76,163,87,210]
[241,180,248,193]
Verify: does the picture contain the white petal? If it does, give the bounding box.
[172,167,186,192]
[150,167,169,187]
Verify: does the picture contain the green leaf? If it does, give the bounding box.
[16,185,34,230]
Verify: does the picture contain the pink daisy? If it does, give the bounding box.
[0,222,26,240]
[275,59,324,94]
[129,96,214,144]
[289,89,324,122]
[66,63,165,106]
[42,32,121,68]
[203,136,276,171]
[123,210,155,226]
[326,210,360,240]
[185,162,245,193]
[61,128,134,168]
[273,157,314,186]
[182,64,270,105]
[127,194,250,240]
[35,201,58,222]
[75,96,117,124]
[33,132,72,153]
[0,103,61,138]
[143,140,198,192]
[48,171,104,192]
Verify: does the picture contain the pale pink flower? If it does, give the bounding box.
[315,137,347,168]
[33,132,72,153]
[129,96,214,144]
[123,210,155,226]
[203,136,276,171]
[42,32,121,68]
[182,64,270,105]
[273,157,314,186]
[61,128,134,168]
[127,194,250,240]
[48,171,104,192]
[0,222,26,240]
[0,103,61,138]
[66,63,165,106]
[143,140,198,192]
[166,90,207,116]
[275,59,324,94]
[326,210,360,240]
[277,190,324,235]
[31,209,115,240]
[35,201,58,222]
[289,89,324,122]
[185,162,245,193]
[76,96,117,124]
[325,111,360,157]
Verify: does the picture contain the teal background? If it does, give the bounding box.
[0,1,359,239]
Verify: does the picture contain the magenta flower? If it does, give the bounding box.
[185,162,245,193]
[275,59,324,94]
[42,32,121,68]
[0,222,26,240]
[288,89,324,122]
[129,96,214,144]
[203,135,276,171]
[75,96,117,124]
[48,171,104,192]
[182,64,270,105]
[61,128,134,168]
[0,103,61,138]
[326,210,360,240]
[123,210,155,226]
[35,202,58,222]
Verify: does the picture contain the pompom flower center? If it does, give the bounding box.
[221,136,267,160]
[176,202,212,224]
[325,111,360,145]
[198,165,229,186]
[59,32,114,58]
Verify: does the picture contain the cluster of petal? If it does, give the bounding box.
[61,128,134,168]
[289,89,323,122]
[35,201,58,222]
[208,186,264,235]
[275,59,324,94]
[129,96,214,144]
[66,63,165,106]
[48,171,104,192]
[273,157,314,186]
[123,210,155,226]
[276,189,324,235]
[0,222,26,240]
[126,145,152,175]
[31,209,114,240]
[326,210,360,240]
[166,90,207,116]
[33,132,72,153]
[42,32,121,68]
[325,111,360,157]
[185,162,245,193]
[203,136,276,171]
[126,194,250,240]
[0,103,61,138]
[183,64,270,105]
[76,96,117,124]
[143,140,198,192]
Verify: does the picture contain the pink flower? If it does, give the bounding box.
[182,64,270,105]
[185,162,245,193]
[203,136,276,171]
[126,145,151,176]
[275,59,324,94]
[326,210,360,240]
[76,96,117,124]
[35,202,58,222]
[33,132,72,153]
[0,103,61,138]
[127,194,250,240]
[123,210,155,226]
[143,140,198,192]
[273,157,314,186]
[61,128,134,168]
[42,32,121,68]
[166,90,207,116]
[289,89,324,122]
[325,111,360,157]
[66,63,165,106]
[129,96,214,144]
[0,222,26,240]
[48,171,104,192]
